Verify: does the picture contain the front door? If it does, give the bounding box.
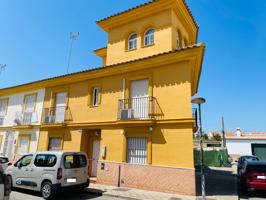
[130,79,149,119]
[55,92,67,123]
[91,140,100,177]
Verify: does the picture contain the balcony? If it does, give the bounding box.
[0,115,5,126]
[42,106,72,124]
[118,96,162,121]
[14,111,38,126]
[192,108,198,133]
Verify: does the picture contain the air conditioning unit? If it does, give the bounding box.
[120,109,134,120]
[44,116,54,124]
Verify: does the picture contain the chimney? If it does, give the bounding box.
[236,128,242,137]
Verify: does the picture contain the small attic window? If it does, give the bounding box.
[128,33,137,50]
[144,28,155,46]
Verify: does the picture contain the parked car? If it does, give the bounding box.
[238,161,266,194]
[5,151,90,200]
[0,157,9,171]
[237,155,259,176]
[0,165,11,200]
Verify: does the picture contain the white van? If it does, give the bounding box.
[5,151,89,199]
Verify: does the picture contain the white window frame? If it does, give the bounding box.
[92,87,99,107]
[127,137,148,164]
[144,28,155,46]
[128,33,137,50]
[0,99,8,116]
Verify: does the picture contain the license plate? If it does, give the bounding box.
[67,178,77,183]
[257,176,266,179]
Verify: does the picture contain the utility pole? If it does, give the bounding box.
[222,117,226,148]
[0,64,6,75]
[66,32,79,74]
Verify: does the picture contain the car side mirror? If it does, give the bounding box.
[17,162,22,169]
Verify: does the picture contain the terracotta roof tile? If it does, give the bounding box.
[0,43,204,92]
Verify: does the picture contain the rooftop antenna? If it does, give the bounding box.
[66,32,79,74]
[0,64,6,75]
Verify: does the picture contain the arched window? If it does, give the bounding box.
[128,33,137,50]
[144,28,155,46]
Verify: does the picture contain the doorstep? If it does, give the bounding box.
[86,183,196,200]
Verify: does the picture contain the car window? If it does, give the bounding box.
[0,157,8,164]
[246,165,266,173]
[34,154,57,167]
[16,155,33,167]
[64,154,87,169]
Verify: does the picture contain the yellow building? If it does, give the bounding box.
[0,0,205,195]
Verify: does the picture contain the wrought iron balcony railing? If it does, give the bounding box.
[42,106,72,124]
[118,96,163,120]
[14,111,38,126]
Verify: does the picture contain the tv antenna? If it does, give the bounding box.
[66,32,79,74]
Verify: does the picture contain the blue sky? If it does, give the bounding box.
[0,0,266,132]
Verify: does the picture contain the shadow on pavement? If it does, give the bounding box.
[14,188,102,200]
[196,166,238,197]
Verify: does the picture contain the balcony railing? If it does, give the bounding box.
[118,96,163,120]
[42,106,72,124]
[14,111,38,126]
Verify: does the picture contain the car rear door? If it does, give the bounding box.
[62,153,88,187]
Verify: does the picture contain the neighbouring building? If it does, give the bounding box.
[0,0,205,196]
[226,128,266,161]
[0,88,45,160]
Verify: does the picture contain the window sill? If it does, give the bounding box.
[141,43,155,48]
[125,48,137,52]
[89,105,100,108]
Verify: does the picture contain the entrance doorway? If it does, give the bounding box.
[91,140,100,177]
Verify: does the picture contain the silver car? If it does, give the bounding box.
[5,151,89,199]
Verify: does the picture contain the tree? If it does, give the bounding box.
[212,132,222,141]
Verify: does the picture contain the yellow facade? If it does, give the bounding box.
[0,0,205,195]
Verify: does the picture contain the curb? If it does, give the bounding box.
[88,189,140,200]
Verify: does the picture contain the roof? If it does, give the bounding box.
[97,0,198,29]
[0,43,204,93]
[225,131,266,140]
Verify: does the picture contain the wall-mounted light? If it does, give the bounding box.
[149,127,153,132]
[120,129,126,135]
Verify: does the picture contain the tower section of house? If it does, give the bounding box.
[0,87,45,160]
[37,0,205,195]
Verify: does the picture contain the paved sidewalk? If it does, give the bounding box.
[87,183,196,200]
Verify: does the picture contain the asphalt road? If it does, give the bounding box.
[10,189,120,200]
[196,165,266,200]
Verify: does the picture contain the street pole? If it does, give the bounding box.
[198,103,206,200]
[222,117,226,148]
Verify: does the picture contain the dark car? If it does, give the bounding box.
[237,155,259,176]
[239,161,266,194]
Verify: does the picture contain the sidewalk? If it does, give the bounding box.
[87,183,196,200]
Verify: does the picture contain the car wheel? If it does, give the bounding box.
[41,181,55,200]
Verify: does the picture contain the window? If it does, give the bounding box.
[34,154,57,167]
[176,30,182,49]
[16,154,33,167]
[24,94,36,112]
[48,137,62,151]
[92,87,99,106]
[144,28,155,46]
[0,99,8,116]
[0,157,8,164]
[17,135,30,154]
[63,154,87,169]
[128,33,137,50]
[127,137,147,164]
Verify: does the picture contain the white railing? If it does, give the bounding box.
[14,111,38,126]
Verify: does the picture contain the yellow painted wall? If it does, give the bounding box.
[105,9,193,66]
[38,129,82,152]
[42,61,192,124]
